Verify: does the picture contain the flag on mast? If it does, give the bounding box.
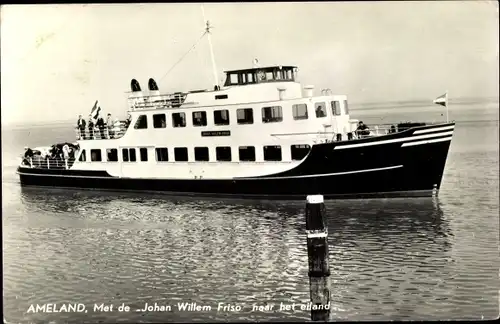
[433,92,448,107]
[90,100,100,119]
[433,91,449,122]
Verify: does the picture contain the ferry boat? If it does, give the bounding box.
[16,24,455,200]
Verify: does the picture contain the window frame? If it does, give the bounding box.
[106,148,118,162]
[261,106,283,123]
[174,147,189,162]
[134,115,148,129]
[153,113,167,128]
[238,146,256,162]
[292,103,308,120]
[213,109,230,126]
[236,108,254,125]
[192,111,207,127]
[172,112,187,128]
[263,145,282,161]
[155,147,169,162]
[216,146,232,162]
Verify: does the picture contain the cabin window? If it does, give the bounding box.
[174,147,188,161]
[239,146,256,161]
[140,148,148,162]
[91,149,102,162]
[155,148,169,162]
[194,147,209,161]
[216,147,232,161]
[263,145,282,161]
[291,144,311,160]
[343,100,349,114]
[315,102,327,118]
[122,148,129,162]
[134,115,148,129]
[246,73,254,83]
[230,74,238,85]
[262,106,283,123]
[172,112,186,127]
[292,104,308,120]
[107,149,118,162]
[214,109,230,126]
[122,148,136,162]
[79,149,86,162]
[237,108,253,124]
[331,101,341,116]
[153,114,166,128]
[192,111,207,127]
[215,94,228,100]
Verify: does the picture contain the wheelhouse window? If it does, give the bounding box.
[134,115,148,129]
[172,112,186,127]
[239,146,256,161]
[79,149,86,162]
[236,108,253,124]
[216,147,232,161]
[291,144,311,160]
[315,102,327,118]
[153,114,166,128]
[262,106,283,123]
[106,149,118,162]
[292,104,308,120]
[174,147,188,161]
[192,111,207,127]
[343,100,349,114]
[263,145,282,161]
[214,109,230,126]
[194,147,209,161]
[91,149,102,162]
[140,148,148,162]
[331,101,341,116]
[155,148,169,162]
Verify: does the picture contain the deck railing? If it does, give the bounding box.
[21,157,77,170]
[75,125,128,141]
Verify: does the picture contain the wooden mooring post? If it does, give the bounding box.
[305,195,330,321]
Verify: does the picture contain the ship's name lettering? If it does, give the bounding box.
[201,130,231,137]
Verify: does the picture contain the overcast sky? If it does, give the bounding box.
[1,2,498,125]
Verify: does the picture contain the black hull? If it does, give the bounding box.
[17,123,454,200]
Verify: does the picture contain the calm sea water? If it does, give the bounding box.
[2,101,499,322]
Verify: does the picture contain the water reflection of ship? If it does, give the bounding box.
[19,187,453,316]
[20,186,450,251]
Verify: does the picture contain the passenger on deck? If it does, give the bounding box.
[88,114,95,140]
[356,121,370,138]
[62,144,70,169]
[125,114,132,129]
[389,125,397,133]
[23,147,34,167]
[77,115,86,140]
[96,113,105,139]
[105,113,113,138]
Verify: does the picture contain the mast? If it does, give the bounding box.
[201,5,219,88]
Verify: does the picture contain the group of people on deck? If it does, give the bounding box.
[22,143,79,169]
[76,113,131,140]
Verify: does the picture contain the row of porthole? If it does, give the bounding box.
[133,100,348,129]
[78,145,312,163]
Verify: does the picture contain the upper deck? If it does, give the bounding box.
[126,65,303,112]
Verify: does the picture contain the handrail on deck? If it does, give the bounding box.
[75,125,128,141]
[21,157,77,170]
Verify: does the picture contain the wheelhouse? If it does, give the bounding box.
[223,66,297,86]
